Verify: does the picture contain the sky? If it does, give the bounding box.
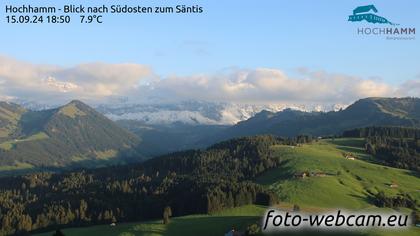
[0,0,419,105]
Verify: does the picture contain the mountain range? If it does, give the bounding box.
[207,97,420,142]
[13,99,348,125]
[0,97,419,172]
[96,100,348,125]
[114,97,420,155]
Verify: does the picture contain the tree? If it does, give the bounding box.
[245,223,260,235]
[52,229,65,236]
[412,210,420,224]
[163,206,172,224]
[17,214,32,232]
[79,199,88,221]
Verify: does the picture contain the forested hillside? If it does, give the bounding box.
[0,135,312,235]
[343,126,420,171]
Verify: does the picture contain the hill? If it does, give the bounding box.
[32,138,420,236]
[0,136,296,235]
[0,100,142,171]
[207,97,420,143]
[256,138,420,209]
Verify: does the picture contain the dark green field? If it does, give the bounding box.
[34,205,265,236]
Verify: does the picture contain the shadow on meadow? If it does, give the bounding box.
[164,216,258,236]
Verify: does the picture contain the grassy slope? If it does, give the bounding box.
[34,139,420,236]
[0,161,34,172]
[256,139,420,209]
[58,103,87,118]
[0,104,25,138]
[0,132,48,173]
[0,132,49,150]
[256,138,420,236]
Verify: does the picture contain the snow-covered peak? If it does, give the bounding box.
[96,101,348,125]
[12,98,348,125]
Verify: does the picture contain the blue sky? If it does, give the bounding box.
[0,0,419,104]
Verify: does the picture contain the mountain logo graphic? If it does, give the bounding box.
[348,5,398,25]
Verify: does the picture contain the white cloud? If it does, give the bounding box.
[0,55,152,103]
[139,68,401,104]
[0,55,417,105]
[397,79,420,97]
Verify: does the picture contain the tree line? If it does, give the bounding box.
[343,126,420,171]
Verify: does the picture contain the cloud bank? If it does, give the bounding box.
[0,55,418,105]
[0,56,151,103]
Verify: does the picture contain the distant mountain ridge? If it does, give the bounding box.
[10,98,348,125]
[206,97,420,142]
[96,100,348,125]
[0,100,142,170]
[1,97,418,171]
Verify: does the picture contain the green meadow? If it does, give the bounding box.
[256,139,420,209]
[0,132,48,150]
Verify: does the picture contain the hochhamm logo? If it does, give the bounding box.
[348,5,397,25]
[348,4,415,40]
